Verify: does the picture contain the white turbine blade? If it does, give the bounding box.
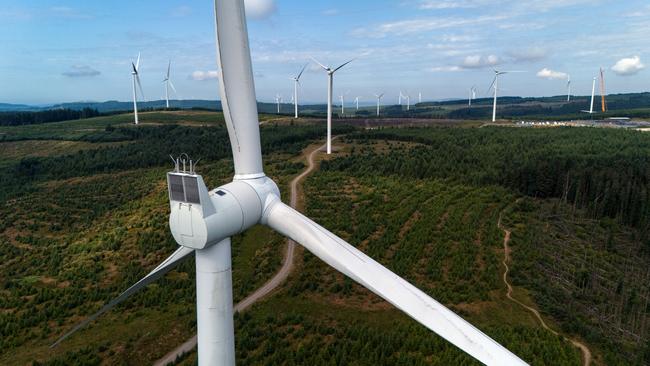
[50,246,194,348]
[310,56,329,71]
[169,79,178,94]
[136,74,145,101]
[167,60,171,79]
[333,58,354,73]
[265,201,528,366]
[486,76,497,96]
[214,0,264,177]
[135,52,141,71]
[296,63,308,80]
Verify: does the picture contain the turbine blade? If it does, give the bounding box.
[50,247,194,348]
[136,74,145,101]
[169,80,177,94]
[486,76,497,96]
[214,0,264,176]
[333,58,354,73]
[310,57,329,71]
[296,63,308,80]
[132,62,138,74]
[265,201,528,366]
[167,60,171,79]
[135,52,141,71]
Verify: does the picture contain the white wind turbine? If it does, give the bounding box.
[469,86,477,107]
[130,53,145,125]
[275,93,282,114]
[163,60,178,109]
[418,91,422,104]
[566,74,571,102]
[398,90,404,105]
[311,57,354,154]
[291,64,307,118]
[489,69,523,122]
[355,96,360,110]
[374,93,384,117]
[339,90,350,115]
[53,2,528,365]
[405,92,411,111]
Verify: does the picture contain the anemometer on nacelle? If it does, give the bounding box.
[167,154,262,250]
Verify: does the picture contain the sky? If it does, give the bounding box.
[1,0,649,105]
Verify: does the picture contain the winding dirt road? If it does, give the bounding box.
[497,214,592,366]
[153,140,329,366]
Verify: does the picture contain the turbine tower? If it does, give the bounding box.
[311,57,354,154]
[163,60,177,109]
[130,53,144,125]
[566,74,571,102]
[599,67,607,112]
[355,96,360,110]
[53,2,527,365]
[418,91,422,104]
[291,64,307,118]
[405,93,411,111]
[374,93,384,117]
[398,90,404,105]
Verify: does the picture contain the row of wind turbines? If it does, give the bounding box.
[130,53,177,124]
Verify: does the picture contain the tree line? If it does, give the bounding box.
[0,108,100,126]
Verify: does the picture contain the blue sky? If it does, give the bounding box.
[1,0,649,105]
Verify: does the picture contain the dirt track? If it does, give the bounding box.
[498,213,592,366]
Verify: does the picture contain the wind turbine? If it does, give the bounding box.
[354,96,360,110]
[275,94,282,114]
[398,90,404,105]
[582,77,597,114]
[311,57,354,154]
[339,90,350,115]
[374,93,384,117]
[130,53,144,125]
[488,69,523,122]
[291,64,307,118]
[163,60,177,109]
[469,86,477,107]
[53,2,527,365]
[418,91,422,104]
[566,74,571,102]
[405,92,411,111]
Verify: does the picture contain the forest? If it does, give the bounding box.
[0,108,100,126]
[0,112,648,365]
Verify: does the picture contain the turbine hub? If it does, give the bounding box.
[167,161,279,250]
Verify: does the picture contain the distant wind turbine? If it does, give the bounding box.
[405,92,411,111]
[374,93,384,117]
[290,64,307,118]
[355,96,360,110]
[163,60,177,109]
[275,94,282,114]
[469,86,477,107]
[418,91,422,104]
[131,53,144,125]
[311,57,354,154]
[488,69,524,122]
[398,90,404,105]
[566,74,571,102]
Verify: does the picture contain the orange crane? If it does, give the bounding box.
[599,67,607,112]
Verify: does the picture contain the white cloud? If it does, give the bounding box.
[191,70,219,81]
[536,68,568,80]
[461,54,501,69]
[351,15,504,38]
[427,66,462,72]
[244,0,276,20]
[508,47,547,63]
[611,56,645,76]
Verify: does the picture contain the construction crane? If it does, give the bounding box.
[599,67,607,112]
